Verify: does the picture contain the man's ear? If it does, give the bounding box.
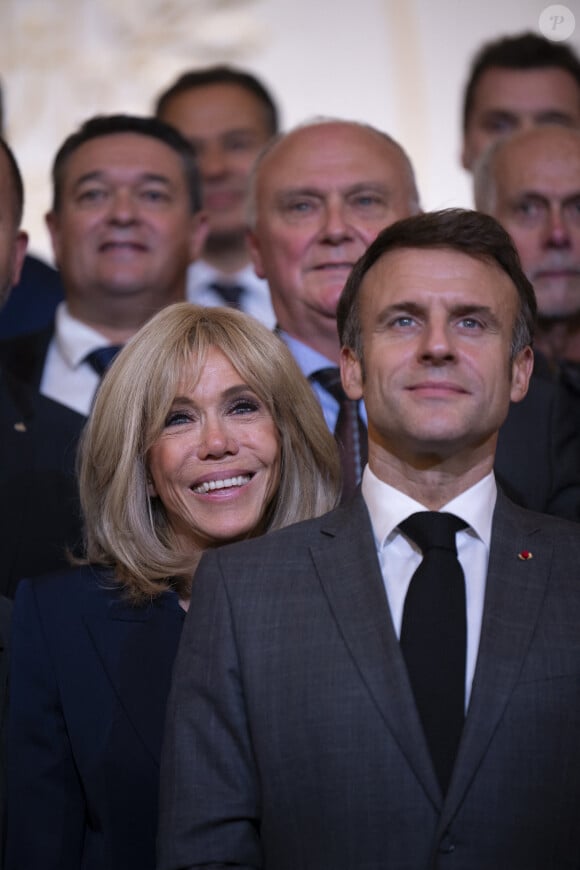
[11,230,28,287]
[340,346,364,401]
[45,210,62,268]
[509,345,534,404]
[247,229,266,279]
[189,211,209,262]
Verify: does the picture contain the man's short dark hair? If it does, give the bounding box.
[51,114,202,213]
[154,65,279,136]
[0,135,24,226]
[463,31,580,132]
[337,209,537,362]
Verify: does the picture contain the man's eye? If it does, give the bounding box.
[483,117,516,134]
[77,188,107,204]
[287,200,314,213]
[390,316,416,329]
[458,318,482,329]
[141,189,169,203]
[513,199,546,220]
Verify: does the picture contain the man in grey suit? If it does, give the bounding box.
[158,209,580,869]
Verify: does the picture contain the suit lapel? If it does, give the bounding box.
[311,494,441,807]
[440,492,551,825]
[84,592,184,765]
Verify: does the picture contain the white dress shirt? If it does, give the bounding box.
[362,466,496,708]
[186,260,275,329]
[40,303,114,416]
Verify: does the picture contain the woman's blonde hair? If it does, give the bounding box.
[78,303,341,602]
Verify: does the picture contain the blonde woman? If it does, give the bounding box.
[5,303,340,870]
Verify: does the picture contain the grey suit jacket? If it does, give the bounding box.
[158,491,580,870]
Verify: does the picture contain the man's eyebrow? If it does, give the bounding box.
[72,171,172,188]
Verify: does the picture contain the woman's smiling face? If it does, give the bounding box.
[147,346,281,553]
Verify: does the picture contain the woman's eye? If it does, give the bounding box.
[229,398,261,415]
[165,411,192,427]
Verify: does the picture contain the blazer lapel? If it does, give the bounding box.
[84,592,184,765]
[311,493,441,807]
[440,492,551,826]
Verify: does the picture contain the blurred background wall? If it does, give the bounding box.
[2,0,579,260]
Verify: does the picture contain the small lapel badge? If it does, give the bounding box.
[518,550,533,561]
[13,422,27,433]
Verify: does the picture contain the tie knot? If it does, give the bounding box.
[84,345,123,376]
[209,281,245,309]
[310,367,347,402]
[399,511,467,555]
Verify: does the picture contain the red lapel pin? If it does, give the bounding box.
[518,550,533,561]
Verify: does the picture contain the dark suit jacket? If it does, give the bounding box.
[158,491,580,870]
[0,327,86,596]
[4,565,184,870]
[0,255,63,339]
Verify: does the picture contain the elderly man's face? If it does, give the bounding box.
[0,147,27,309]
[462,67,580,171]
[249,122,418,350]
[487,127,580,319]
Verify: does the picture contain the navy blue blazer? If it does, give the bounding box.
[5,565,184,870]
[0,327,86,596]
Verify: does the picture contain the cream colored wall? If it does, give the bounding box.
[2,0,579,261]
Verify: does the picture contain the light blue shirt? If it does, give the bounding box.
[279,330,367,431]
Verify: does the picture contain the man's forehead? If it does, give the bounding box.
[472,67,580,117]
[260,125,403,189]
[495,130,580,192]
[63,133,183,181]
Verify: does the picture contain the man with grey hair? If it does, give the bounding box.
[474,125,580,375]
[247,118,420,496]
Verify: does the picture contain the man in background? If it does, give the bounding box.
[461,31,580,172]
[474,124,580,404]
[0,114,206,595]
[155,65,277,326]
[0,136,30,839]
[247,117,420,494]
[0,79,63,338]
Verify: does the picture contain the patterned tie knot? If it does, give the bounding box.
[209,281,245,310]
[310,367,347,402]
[400,511,467,556]
[84,345,123,376]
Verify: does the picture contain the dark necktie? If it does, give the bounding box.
[399,511,468,795]
[310,367,368,500]
[84,345,123,377]
[209,281,245,310]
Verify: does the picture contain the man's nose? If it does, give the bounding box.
[545,205,572,249]
[108,188,139,223]
[320,201,354,243]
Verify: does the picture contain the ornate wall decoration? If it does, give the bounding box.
[1,0,265,257]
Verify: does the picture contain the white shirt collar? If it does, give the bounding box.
[54,302,114,370]
[362,464,496,551]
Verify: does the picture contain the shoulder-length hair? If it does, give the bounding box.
[78,303,341,602]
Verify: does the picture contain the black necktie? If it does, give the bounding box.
[209,281,245,310]
[84,345,123,377]
[399,511,468,794]
[310,367,368,500]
